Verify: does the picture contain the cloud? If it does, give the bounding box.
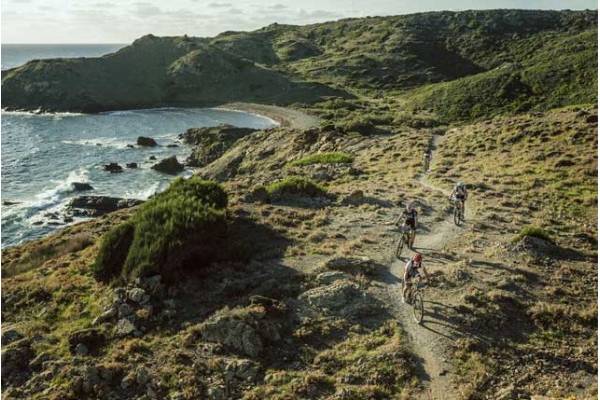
[207,2,232,7]
[269,3,287,10]
[132,2,162,17]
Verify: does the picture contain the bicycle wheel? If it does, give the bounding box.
[412,290,424,324]
[395,236,404,259]
[453,206,461,226]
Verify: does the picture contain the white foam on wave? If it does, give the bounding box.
[1,109,85,117]
[28,167,90,210]
[124,181,161,200]
[62,137,132,149]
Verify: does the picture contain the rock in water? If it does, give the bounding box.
[103,163,123,173]
[71,182,94,191]
[137,136,158,147]
[151,156,184,175]
[68,195,143,217]
[126,162,138,169]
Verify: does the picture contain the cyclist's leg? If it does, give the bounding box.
[402,279,411,303]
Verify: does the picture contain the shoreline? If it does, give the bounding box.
[215,102,320,130]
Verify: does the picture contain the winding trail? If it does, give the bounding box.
[386,133,465,399]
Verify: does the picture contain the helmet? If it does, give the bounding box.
[406,201,415,211]
[413,253,422,263]
[457,182,465,188]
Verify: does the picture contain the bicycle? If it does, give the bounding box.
[394,225,414,258]
[402,274,426,324]
[452,198,465,226]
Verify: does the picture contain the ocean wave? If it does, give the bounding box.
[62,137,133,149]
[124,181,162,200]
[26,167,90,211]
[1,109,85,117]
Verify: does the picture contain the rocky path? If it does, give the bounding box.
[385,133,465,399]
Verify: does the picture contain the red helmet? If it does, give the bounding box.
[413,253,422,262]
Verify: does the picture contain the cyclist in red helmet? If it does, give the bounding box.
[402,253,430,303]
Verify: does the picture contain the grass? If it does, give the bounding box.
[265,177,329,199]
[513,226,553,243]
[289,152,354,167]
[93,177,228,283]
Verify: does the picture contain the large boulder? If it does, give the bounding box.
[151,156,184,174]
[137,136,158,147]
[68,196,143,217]
[299,279,381,318]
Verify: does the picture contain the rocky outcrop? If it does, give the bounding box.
[72,182,94,191]
[68,328,107,356]
[137,136,158,147]
[322,256,384,276]
[181,124,258,167]
[103,163,123,173]
[151,156,184,174]
[298,279,380,318]
[68,196,143,217]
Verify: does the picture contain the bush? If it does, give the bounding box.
[265,177,328,199]
[513,226,553,243]
[93,177,228,283]
[289,152,354,166]
[92,221,135,282]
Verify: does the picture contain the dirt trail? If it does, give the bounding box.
[386,133,464,399]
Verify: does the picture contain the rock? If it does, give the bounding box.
[115,319,136,337]
[167,144,179,148]
[81,365,101,393]
[323,256,383,276]
[2,200,20,206]
[68,328,106,356]
[196,315,263,358]
[126,162,138,169]
[1,329,24,345]
[103,163,123,173]
[75,343,89,356]
[1,338,34,386]
[151,156,184,174]
[149,155,157,160]
[223,358,261,382]
[135,367,150,385]
[68,195,143,217]
[137,136,158,147]
[71,182,94,191]
[316,271,352,285]
[127,144,135,148]
[118,303,134,318]
[586,114,598,123]
[299,280,379,318]
[511,235,563,259]
[127,287,148,304]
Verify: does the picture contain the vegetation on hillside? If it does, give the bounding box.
[93,177,228,283]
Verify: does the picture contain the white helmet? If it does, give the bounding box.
[457,182,465,188]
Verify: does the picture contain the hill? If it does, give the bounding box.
[2,9,597,121]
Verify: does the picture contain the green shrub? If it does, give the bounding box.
[289,152,354,166]
[92,221,135,282]
[93,177,228,283]
[513,226,553,243]
[266,177,328,199]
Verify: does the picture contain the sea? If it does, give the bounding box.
[1,44,278,247]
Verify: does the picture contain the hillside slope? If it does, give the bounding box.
[2,9,597,121]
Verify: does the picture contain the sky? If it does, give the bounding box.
[1,0,597,43]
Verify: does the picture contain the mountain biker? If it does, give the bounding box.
[450,182,468,215]
[396,201,418,249]
[402,253,430,304]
